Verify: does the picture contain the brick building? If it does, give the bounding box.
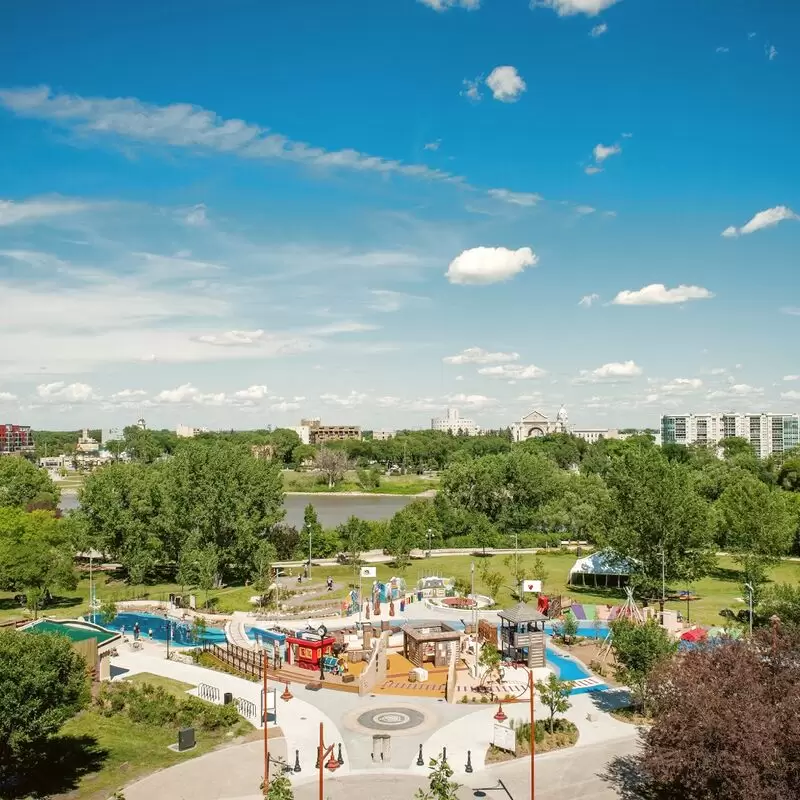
[0,424,34,455]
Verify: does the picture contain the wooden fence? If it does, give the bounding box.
[201,641,281,679]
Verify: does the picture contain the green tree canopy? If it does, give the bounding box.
[0,458,59,509]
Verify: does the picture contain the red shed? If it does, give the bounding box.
[286,631,336,671]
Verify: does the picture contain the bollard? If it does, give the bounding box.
[337,743,344,766]
[442,747,447,765]
[416,744,424,766]
[315,746,321,769]
[465,750,473,773]
[294,749,301,773]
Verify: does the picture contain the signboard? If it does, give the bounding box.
[360,566,377,578]
[492,723,516,753]
[522,579,542,593]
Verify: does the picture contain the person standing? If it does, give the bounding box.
[133,622,140,641]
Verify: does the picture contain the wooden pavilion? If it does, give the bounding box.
[497,602,547,668]
[401,622,462,668]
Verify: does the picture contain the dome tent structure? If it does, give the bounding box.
[568,550,636,589]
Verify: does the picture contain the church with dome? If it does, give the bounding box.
[511,405,618,444]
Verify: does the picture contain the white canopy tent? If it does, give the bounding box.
[568,551,635,589]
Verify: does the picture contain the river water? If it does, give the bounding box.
[59,491,416,528]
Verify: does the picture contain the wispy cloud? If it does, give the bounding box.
[578,293,600,307]
[722,206,799,237]
[766,44,778,61]
[593,143,621,163]
[423,139,442,151]
[612,283,714,305]
[460,78,483,102]
[443,347,520,365]
[0,196,93,226]
[487,188,541,206]
[533,0,622,17]
[0,85,467,187]
[575,360,643,383]
[418,0,480,10]
[367,289,428,313]
[590,23,608,37]
[477,364,546,380]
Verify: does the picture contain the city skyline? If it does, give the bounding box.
[1,0,798,429]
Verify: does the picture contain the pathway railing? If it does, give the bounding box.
[198,682,220,703]
[201,641,281,679]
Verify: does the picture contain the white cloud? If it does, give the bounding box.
[710,368,727,375]
[584,166,603,175]
[195,329,265,347]
[783,375,800,382]
[590,23,608,37]
[766,44,778,61]
[578,293,600,307]
[0,86,465,188]
[110,388,147,400]
[486,66,527,103]
[418,0,480,10]
[183,203,208,227]
[0,391,18,402]
[444,347,520,365]
[782,390,800,401]
[444,393,499,409]
[576,360,643,383]
[460,78,483,102]
[593,143,621,163]
[661,378,703,394]
[270,401,301,412]
[455,375,464,381]
[575,205,596,215]
[320,391,368,407]
[234,385,269,400]
[721,206,799,237]
[153,383,229,406]
[707,383,764,400]
[368,289,428,313]
[612,283,714,305]
[0,196,92,226]
[37,381,96,402]
[781,307,800,316]
[478,364,546,380]
[446,246,538,285]
[716,46,729,53]
[533,0,621,15]
[487,188,541,206]
[423,139,441,151]
[621,132,633,138]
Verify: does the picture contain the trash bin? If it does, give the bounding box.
[223,692,233,705]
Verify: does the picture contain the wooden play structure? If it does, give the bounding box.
[497,602,547,668]
[285,630,336,671]
[401,622,462,668]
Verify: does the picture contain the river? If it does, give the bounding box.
[58,491,417,528]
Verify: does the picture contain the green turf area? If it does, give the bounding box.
[10,705,251,800]
[125,672,195,696]
[281,469,437,495]
[3,552,798,626]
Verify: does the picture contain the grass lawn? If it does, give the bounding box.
[125,672,195,696]
[3,552,799,626]
[282,469,437,495]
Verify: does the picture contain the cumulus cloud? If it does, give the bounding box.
[486,66,527,102]
[0,85,465,188]
[195,329,265,346]
[721,206,799,237]
[783,375,800,382]
[707,383,764,400]
[0,391,18,402]
[446,246,538,285]
[444,393,499,409]
[578,293,600,307]
[487,188,541,206]
[576,360,643,383]
[270,401,301,412]
[533,0,621,15]
[153,383,229,406]
[661,378,703,394]
[444,347,520,365]
[0,196,91,226]
[37,381,96,402]
[782,390,800,401]
[234,385,269,400]
[593,143,621,163]
[110,388,147,400]
[418,0,480,9]
[612,283,714,305]
[590,23,608,37]
[320,391,368,407]
[478,364,546,380]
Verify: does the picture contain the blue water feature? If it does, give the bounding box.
[92,611,227,646]
[544,620,609,640]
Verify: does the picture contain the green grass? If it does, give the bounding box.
[281,469,437,495]
[26,706,252,800]
[4,552,799,627]
[125,673,195,696]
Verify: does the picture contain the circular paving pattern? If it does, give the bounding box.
[356,706,426,731]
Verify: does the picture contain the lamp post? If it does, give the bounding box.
[317,721,340,800]
[262,651,269,794]
[427,528,432,558]
[744,583,754,637]
[527,668,536,800]
[307,525,312,580]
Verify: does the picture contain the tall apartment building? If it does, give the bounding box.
[176,424,209,438]
[661,412,800,458]
[293,418,361,445]
[0,424,34,455]
[431,408,481,436]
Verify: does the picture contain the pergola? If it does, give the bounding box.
[497,603,547,668]
[401,622,462,668]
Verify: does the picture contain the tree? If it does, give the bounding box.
[0,508,77,617]
[757,583,800,626]
[478,641,503,688]
[122,426,164,463]
[98,600,118,626]
[251,539,278,610]
[195,544,220,606]
[482,569,504,601]
[600,446,715,599]
[337,516,369,566]
[265,523,301,561]
[0,629,90,776]
[313,448,350,488]
[302,503,323,546]
[415,755,460,800]
[291,443,316,467]
[356,467,381,490]
[777,457,800,492]
[0,458,59,509]
[537,472,612,544]
[609,618,677,715]
[267,428,302,465]
[264,773,294,800]
[716,473,795,601]
[635,627,800,800]
[535,672,572,733]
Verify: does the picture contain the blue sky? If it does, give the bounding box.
[1,0,798,431]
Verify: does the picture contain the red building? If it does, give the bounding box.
[0,425,34,455]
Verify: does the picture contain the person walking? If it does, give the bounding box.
[133,622,140,641]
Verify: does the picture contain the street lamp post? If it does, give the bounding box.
[262,651,269,794]
[307,524,312,580]
[317,721,340,800]
[527,668,535,800]
[427,528,432,558]
[744,583,754,636]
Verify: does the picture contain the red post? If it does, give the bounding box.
[318,721,324,800]
[528,669,535,800]
[268,650,269,797]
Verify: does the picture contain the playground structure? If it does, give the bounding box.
[496,603,547,668]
